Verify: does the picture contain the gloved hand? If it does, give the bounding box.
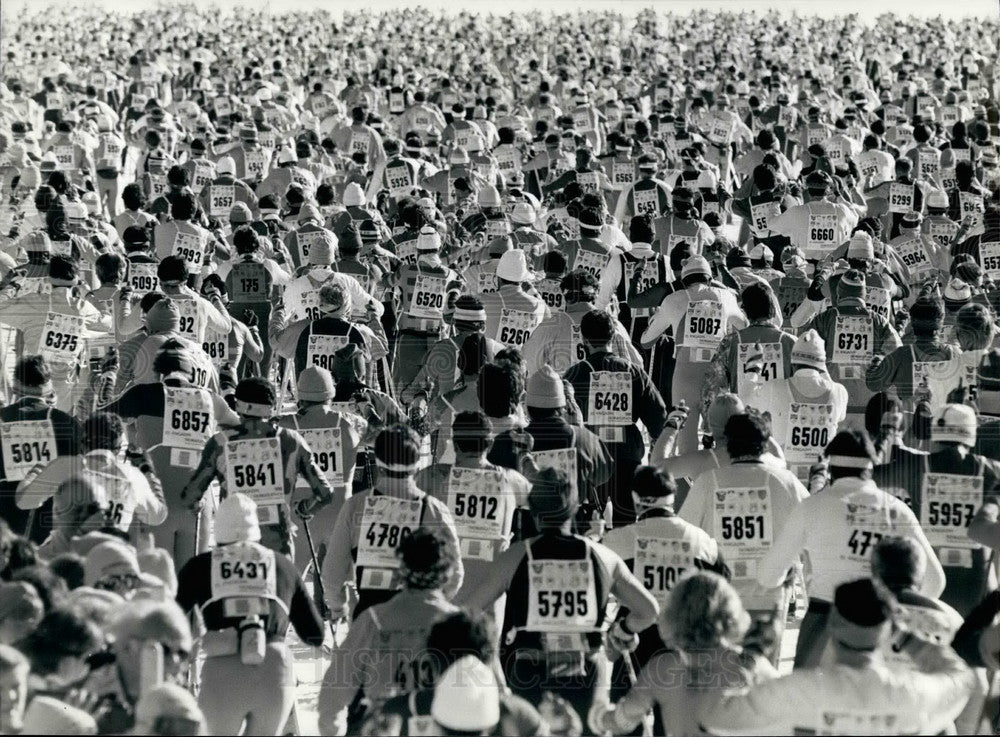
[665,400,689,430]
[295,498,315,521]
[587,700,616,737]
[606,620,639,654]
[242,308,258,328]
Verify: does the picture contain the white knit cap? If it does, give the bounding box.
[215,493,261,545]
[217,156,236,176]
[416,225,442,251]
[791,329,828,371]
[931,404,977,446]
[430,656,500,732]
[342,182,366,207]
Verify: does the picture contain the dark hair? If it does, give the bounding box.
[167,165,189,188]
[424,611,494,679]
[478,363,522,418]
[121,183,144,210]
[49,553,86,591]
[96,253,124,285]
[83,412,126,452]
[580,309,616,346]
[397,527,455,590]
[451,410,492,455]
[825,428,876,480]
[632,465,676,499]
[170,192,197,221]
[741,283,775,321]
[15,355,51,388]
[157,255,188,283]
[724,411,771,458]
[140,291,166,314]
[233,225,259,255]
[21,606,102,675]
[10,565,68,614]
[49,255,78,282]
[872,536,924,593]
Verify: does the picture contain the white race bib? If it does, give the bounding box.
[447,467,508,561]
[128,262,158,294]
[920,473,983,549]
[496,309,536,349]
[682,301,724,353]
[526,558,599,633]
[211,543,277,600]
[357,495,422,569]
[224,437,285,525]
[408,275,447,319]
[307,333,350,371]
[172,231,205,270]
[633,537,693,605]
[736,342,784,394]
[298,427,345,486]
[209,184,235,218]
[0,420,56,482]
[832,314,873,367]
[163,387,215,449]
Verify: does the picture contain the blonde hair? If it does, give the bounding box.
[658,571,750,652]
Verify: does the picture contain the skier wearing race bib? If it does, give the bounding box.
[198,156,259,223]
[701,282,796,411]
[180,377,335,559]
[103,342,239,563]
[642,256,747,455]
[522,366,613,529]
[319,526,462,736]
[320,424,463,620]
[566,310,668,527]
[456,467,658,729]
[176,493,325,736]
[478,250,548,352]
[800,270,901,422]
[0,356,82,540]
[768,170,861,263]
[680,411,808,663]
[270,282,368,376]
[757,429,944,668]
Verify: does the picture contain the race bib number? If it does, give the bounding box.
[0,420,56,482]
[736,342,784,394]
[981,241,1000,279]
[896,237,930,275]
[39,312,85,363]
[959,192,984,231]
[533,448,577,496]
[806,213,838,254]
[577,171,598,193]
[307,333,350,370]
[634,537,693,604]
[634,187,659,216]
[612,162,635,187]
[928,220,958,249]
[54,146,74,171]
[496,148,521,174]
[209,185,235,218]
[175,300,201,339]
[918,150,940,178]
[940,167,957,191]
[128,262,158,294]
[682,301,724,352]
[888,183,914,214]
[750,200,780,235]
[388,91,405,113]
[920,473,983,549]
[573,249,607,278]
[149,175,168,198]
[201,329,229,366]
[625,259,661,301]
[163,387,215,449]
[172,231,205,270]
[573,110,593,133]
[867,286,892,321]
[537,279,564,311]
[298,427,344,486]
[832,314,872,367]
[485,219,510,239]
[806,126,826,148]
[448,468,507,560]
[476,271,498,294]
[408,275,447,319]
[245,152,267,181]
[351,132,371,156]
[526,558,599,633]
[386,164,411,196]
[211,543,277,600]
[232,263,269,303]
[588,371,631,430]
[357,495,422,569]
[214,97,232,117]
[224,438,285,524]
[786,402,835,464]
[297,230,326,262]
[708,114,733,145]
[714,487,773,556]
[192,165,214,195]
[496,309,535,349]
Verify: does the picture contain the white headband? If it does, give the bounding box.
[828,455,873,469]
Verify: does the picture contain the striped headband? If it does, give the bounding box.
[453,307,487,322]
[375,458,420,473]
[234,399,273,418]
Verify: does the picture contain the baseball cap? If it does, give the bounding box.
[931,404,977,446]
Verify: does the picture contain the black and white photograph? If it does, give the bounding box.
[0,0,999,733]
